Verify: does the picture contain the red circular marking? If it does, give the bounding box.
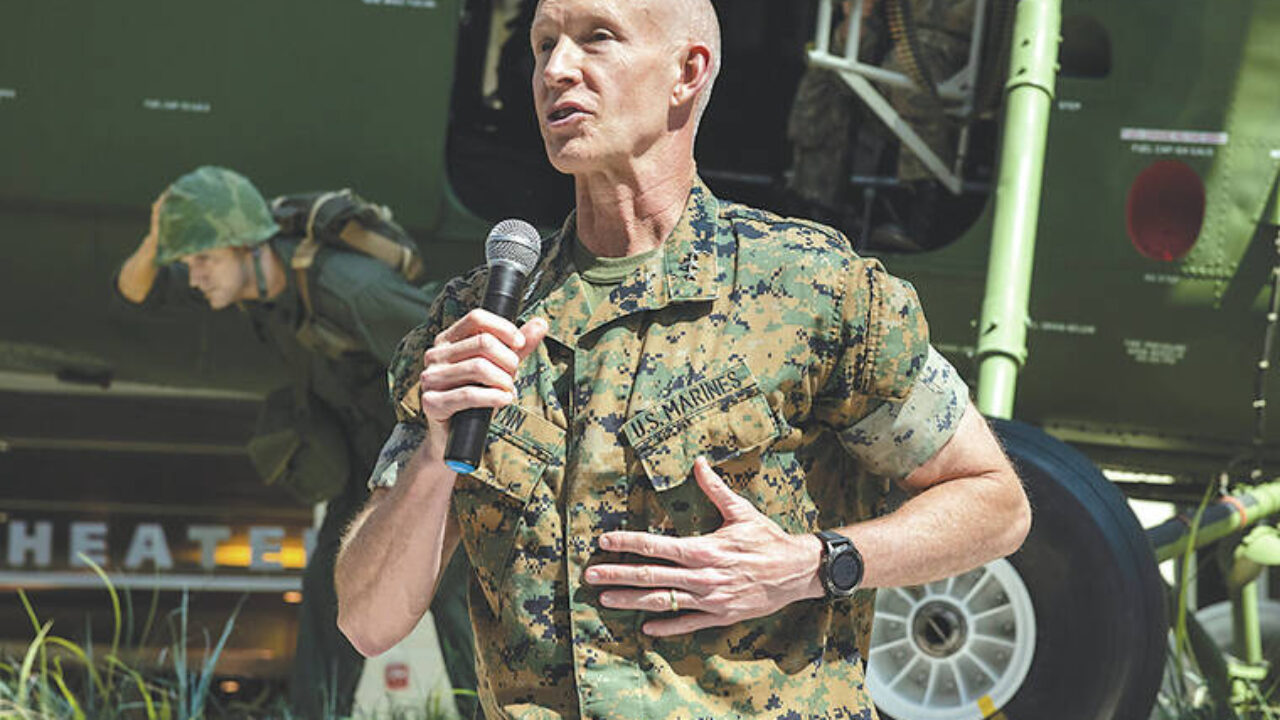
[1126,160,1206,262]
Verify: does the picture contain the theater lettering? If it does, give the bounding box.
[2,518,315,573]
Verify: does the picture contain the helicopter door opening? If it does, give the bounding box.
[806,0,991,195]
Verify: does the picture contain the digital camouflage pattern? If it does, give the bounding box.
[154,166,280,265]
[376,179,969,719]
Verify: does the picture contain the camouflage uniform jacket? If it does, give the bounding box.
[376,179,969,719]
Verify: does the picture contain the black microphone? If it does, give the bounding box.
[444,219,543,474]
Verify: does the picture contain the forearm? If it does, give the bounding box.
[779,469,1025,608]
[840,468,1028,590]
[117,238,161,304]
[335,445,459,657]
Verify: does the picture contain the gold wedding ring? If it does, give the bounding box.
[669,588,679,613]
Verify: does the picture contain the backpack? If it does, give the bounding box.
[269,189,427,358]
[245,190,427,502]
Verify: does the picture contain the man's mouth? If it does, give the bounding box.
[548,103,588,124]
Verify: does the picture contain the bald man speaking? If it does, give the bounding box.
[335,1,1030,717]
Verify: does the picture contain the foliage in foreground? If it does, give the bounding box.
[0,558,458,719]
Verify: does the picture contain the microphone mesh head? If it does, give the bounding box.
[486,219,542,275]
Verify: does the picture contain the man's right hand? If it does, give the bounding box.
[418,309,549,464]
[139,191,166,256]
[117,191,169,303]
[338,305,547,656]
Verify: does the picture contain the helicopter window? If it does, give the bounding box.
[1059,15,1111,79]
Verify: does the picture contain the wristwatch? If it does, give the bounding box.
[815,530,864,600]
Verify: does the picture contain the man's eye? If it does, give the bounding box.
[536,38,555,53]
[588,29,614,42]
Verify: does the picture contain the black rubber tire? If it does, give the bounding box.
[874,419,1167,719]
[988,419,1167,719]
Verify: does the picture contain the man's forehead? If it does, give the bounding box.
[533,0,670,30]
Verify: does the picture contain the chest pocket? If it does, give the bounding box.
[452,403,564,614]
[621,363,791,535]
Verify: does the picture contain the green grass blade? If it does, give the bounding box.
[78,554,122,660]
[190,594,246,718]
[48,662,85,720]
[15,590,50,706]
[113,660,158,720]
[16,621,53,706]
[16,591,40,636]
[172,590,190,715]
[42,636,105,699]
[139,586,162,650]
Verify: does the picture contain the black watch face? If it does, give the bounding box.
[831,552,861,590]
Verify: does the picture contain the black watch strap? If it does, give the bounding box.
[816,530,864,600]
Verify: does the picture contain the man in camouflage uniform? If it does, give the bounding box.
[788,0,976,240]
[337,1,1028,718]
[113,166,476,718]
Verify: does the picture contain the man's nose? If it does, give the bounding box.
[541,37,582,88]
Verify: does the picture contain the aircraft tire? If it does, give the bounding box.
[867,418,1167,720]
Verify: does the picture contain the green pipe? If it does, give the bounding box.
[1228,526,1280,664]
[974,0,1062,419]
[1234,581,1264,665]
[1150,479,1280,563]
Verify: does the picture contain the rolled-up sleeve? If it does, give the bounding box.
[837,346,969,479]
[816,260,969,480]
[368,421,426,490]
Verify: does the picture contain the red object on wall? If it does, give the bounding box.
[1126,159,1206,262]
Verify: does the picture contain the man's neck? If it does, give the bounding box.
[572,157,697,258]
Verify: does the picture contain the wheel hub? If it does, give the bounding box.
[912,600,968,658]
[866,559,1036,720]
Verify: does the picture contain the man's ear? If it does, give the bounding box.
[671,43,714,109]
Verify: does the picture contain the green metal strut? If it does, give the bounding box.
[974,0,1062,419]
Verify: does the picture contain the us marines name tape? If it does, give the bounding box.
[625,364,752,442]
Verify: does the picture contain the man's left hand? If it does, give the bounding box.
[585,457,823,637]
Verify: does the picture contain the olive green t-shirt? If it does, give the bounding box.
[571,236,661,311]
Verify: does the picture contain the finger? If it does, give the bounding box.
[425,333,521,376]
[598,588,703,614]
[421,385,516,422]
[421,357,516,395]
[436,309,526,350]
[584,563,711,593]
[597,531,704,566]
[693,456,758,523]
[643,612,734,637]
[516,317,549,362]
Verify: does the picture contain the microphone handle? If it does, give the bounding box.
[443,264,528,474]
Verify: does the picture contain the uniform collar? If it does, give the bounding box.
[520,178,724,348]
